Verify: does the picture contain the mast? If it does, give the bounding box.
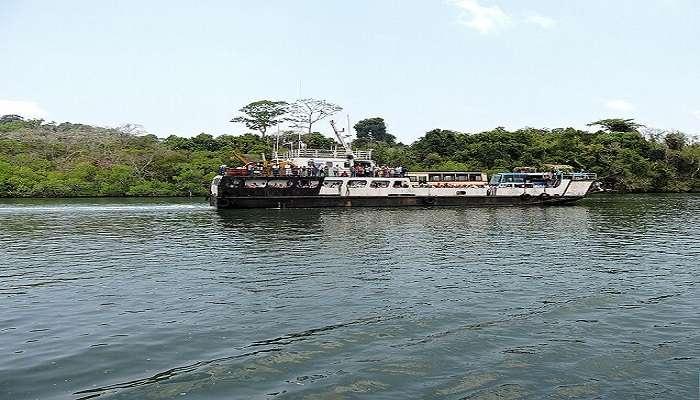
[330,120,352,156]
[274,125,280,162]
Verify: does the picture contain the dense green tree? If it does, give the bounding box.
[664,131,687,151]
[412,129,460,160]
[301,132,337,149]
[230,100,288,137]
[587,118,644,133]
[353,117,396,145]
[0,114,24,123]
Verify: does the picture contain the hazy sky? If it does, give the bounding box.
[1,0,699,142]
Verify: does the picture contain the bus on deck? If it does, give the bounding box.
[406,171,488,188]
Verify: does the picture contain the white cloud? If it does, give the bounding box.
[692,110,700,120]
[526,13,555,29]
[0,99,48,118]
[451,0,511,34]
[605,99,635,113]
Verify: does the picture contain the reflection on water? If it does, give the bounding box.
[0,194,698,400]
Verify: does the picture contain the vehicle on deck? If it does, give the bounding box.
[406,171,488,188]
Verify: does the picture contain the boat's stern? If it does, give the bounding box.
[210,175,325,209]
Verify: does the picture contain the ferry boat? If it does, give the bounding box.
[209,123,598,209]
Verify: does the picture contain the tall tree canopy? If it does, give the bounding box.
[664,131,687,151]
[588,118,644,133]
[288,98,342,133]
[0,114,23,123]
[353,117,396,145]
[230,100,288,137]
[302,132,337,149]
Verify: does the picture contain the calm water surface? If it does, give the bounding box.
[0,195,698,399]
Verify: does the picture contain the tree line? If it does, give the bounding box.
[0,107,698,197]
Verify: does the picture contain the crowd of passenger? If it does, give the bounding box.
[220,161,406,178]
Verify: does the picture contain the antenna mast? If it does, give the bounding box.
[330,120,352,156]
[274,125,280,162]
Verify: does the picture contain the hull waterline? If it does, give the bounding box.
[210,194,584,209]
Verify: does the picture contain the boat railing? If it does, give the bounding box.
[274,148,374,161]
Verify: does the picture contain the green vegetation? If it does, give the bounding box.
[0,115,269,197]
[390,125,699,192]
[230,100,288,137]
[0,112,698,197]
[354,117,396,146]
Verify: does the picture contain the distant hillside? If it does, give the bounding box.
[0,115,269,197]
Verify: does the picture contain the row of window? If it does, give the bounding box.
[408,174,483,182]
[323,180,409,189]
[229,179,321,189]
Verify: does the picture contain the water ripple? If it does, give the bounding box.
[0,194,698,400]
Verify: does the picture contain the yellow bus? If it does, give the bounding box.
[406,171,488,188]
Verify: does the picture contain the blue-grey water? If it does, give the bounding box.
[0,195,698,400]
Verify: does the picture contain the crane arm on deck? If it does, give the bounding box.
[231,149,249,166]
[330,120,353,157]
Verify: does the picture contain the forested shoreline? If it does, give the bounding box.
[0,113,698,198]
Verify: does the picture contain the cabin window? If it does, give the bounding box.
[348,180,367,188]
[443,174,455,181]
[270,179,292,188]
[245,180,267,188]
[502,175,525,183]
[393,180,408,188]
[429,174,442,182]
[370,180,390,188]
[455,174,467,182]
[469,174,481,181]
[408,176,418,182]
[456,190,467,195]
[323,180,342,188]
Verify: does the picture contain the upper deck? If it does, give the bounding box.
[273,148,374,161]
